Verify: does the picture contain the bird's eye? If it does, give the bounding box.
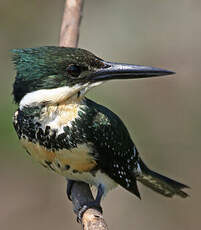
[66,65,82,78]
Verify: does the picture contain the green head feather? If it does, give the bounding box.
[12,46,104,104]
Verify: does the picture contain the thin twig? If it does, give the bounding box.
[59,1,108,229]
[59,0,84,47]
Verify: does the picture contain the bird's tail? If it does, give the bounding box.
[134,158,189,198]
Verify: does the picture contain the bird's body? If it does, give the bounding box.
[12,46,188,207]
[13,95,139,195]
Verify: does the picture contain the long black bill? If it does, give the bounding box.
[91,61,175,82]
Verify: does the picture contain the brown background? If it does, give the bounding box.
[0,0,200,229]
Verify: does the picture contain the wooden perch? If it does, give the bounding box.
[59,0,84,47]
[59,1,108,229]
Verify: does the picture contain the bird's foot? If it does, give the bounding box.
[66,179,75,201]
[77,200,103,223]
[77,184,104,222]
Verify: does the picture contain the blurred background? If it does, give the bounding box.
[0,0,200,229]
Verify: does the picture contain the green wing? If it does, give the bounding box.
[86,98,141,198]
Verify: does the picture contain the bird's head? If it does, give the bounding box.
[12,46,174,108]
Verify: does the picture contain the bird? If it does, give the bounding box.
[12,46,189,218]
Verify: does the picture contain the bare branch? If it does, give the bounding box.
[59,0,84,47]
[82,209,108,230]
[59,1,108,229]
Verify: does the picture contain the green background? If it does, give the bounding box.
[0,0,200,229]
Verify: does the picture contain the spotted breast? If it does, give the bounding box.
[13,99,96,172]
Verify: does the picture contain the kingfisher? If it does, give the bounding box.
[12,46,189,217]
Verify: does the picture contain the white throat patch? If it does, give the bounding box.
[19,84,86,109]
[19,82,103,109]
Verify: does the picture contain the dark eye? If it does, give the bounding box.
[66,65,82,78]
